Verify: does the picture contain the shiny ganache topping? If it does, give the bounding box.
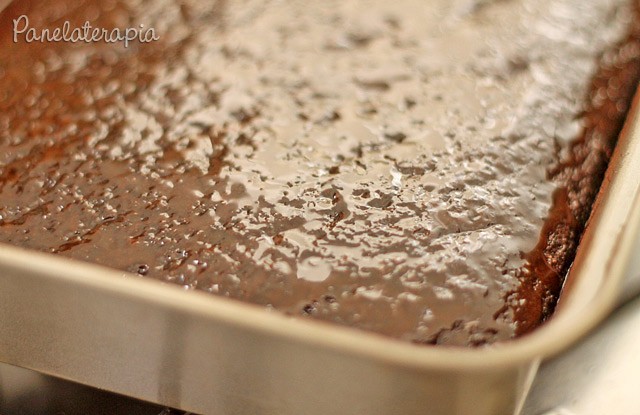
[1,0,639,346]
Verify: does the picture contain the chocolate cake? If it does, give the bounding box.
[1,0,639,346]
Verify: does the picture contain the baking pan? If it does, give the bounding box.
[0,87,639,415]
[0,0,640,403]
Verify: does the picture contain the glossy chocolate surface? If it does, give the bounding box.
[1,0,639,346]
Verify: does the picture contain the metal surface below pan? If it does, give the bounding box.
[0,74,639,414]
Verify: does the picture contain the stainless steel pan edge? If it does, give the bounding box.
[0,246,540,415]
[1,97,639,415]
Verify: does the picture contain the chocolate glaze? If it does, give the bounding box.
[1,0,639,346]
